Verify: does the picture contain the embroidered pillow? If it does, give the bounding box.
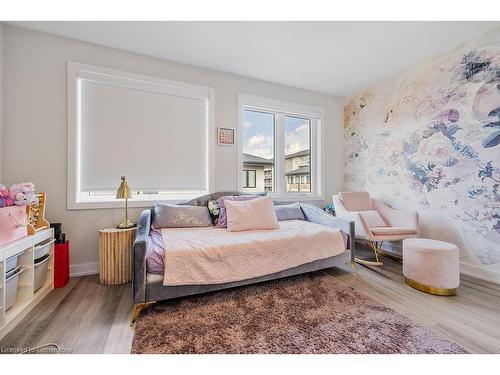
[274,202,305,221]
[225,196,279,232]
[152,204,213,228]
[216,194,262,228]
[359,210,387,228]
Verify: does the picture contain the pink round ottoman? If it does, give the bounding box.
[403,238,459,296]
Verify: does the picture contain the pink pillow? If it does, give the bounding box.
[359,210,387,228]
[216,194,262,228]
[225,196,280,232]
[339,191,373,211]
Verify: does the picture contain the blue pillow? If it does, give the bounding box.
[274,202,305,221]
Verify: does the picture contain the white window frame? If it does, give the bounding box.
[67,62,215,209]
[237,94,324,201]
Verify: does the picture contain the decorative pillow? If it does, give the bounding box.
[206,200,221,224]
[359,210,387,228]
[274,202,305,221]
[216,194,262,228]
[339,191,373,211]
[152,203,213,228]
[225,196,279,232]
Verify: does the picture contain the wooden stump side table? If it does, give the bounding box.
[99,227,136,285]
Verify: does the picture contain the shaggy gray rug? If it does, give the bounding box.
[131,272,466,354]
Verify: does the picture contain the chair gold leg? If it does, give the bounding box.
[354,240,384,266]
[354,257,383,266]
[377,248,403,262]
[349,260,358,275]
[372,241,383,264]
[130,302,156,327]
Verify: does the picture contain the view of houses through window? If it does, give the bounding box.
[241,109,275,192]
[242,108,311,194]
[284,116,311,193]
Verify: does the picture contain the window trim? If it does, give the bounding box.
[237,94,324,201]
[67,62,215,210]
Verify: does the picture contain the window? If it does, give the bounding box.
[67,62,214,209]
[285,115,311,193]
[240,109,274,193]
[243,170,257,188]
[238,95,323,199]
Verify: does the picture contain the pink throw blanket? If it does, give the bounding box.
[160,220,346,286]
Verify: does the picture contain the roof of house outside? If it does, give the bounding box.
[243,149,309,167]
[285,149,309,159]
[285,166,310,176]
[242,153,274,165]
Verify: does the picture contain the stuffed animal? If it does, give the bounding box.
[9,182,37,206]
[0,188,14,208]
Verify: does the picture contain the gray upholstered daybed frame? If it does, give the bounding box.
[131,192,355,322]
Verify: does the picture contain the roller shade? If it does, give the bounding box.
[80,78,209,192]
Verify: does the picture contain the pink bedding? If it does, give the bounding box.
[156,220,346,286]
[146,229,166,275]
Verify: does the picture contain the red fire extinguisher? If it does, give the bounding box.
[54,240,70,288]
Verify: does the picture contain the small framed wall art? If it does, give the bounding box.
[218,127,235,146]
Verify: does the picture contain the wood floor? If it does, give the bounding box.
[1,246,499,354]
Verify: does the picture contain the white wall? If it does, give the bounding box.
[344,27,500,283]
[1,25,345,274]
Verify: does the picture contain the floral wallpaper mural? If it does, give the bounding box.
[344,27,500,282]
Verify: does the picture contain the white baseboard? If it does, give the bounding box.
[70,262,99,277]
[460,262,500,285]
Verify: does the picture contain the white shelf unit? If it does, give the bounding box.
[0,228,54,340]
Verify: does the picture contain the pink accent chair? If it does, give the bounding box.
[333,191,419,266]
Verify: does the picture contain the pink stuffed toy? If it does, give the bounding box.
[9,182,37,206]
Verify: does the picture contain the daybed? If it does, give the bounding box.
[132,192,355,322]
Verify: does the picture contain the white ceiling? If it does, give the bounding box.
[8,21,500,97]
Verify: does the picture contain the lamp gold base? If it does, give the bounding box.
[117,219,136,229]
[405,278,457,296]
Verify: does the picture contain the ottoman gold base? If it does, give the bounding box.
[405,278,456,296]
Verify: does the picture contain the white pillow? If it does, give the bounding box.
[359,210,387,228]
[225,196,280,232]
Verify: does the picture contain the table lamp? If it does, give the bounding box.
[116,176,135,229]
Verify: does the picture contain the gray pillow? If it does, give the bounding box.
[274,202,306,221]
[153,203,213,228]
